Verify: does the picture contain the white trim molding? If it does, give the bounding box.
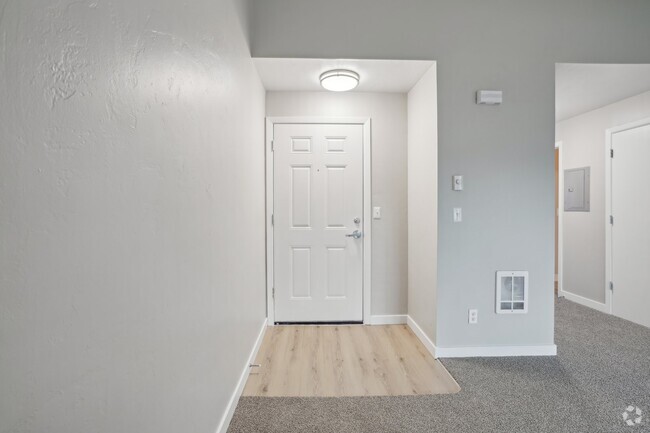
[265,118,275,325]
[556,141,564,297]
[215,319,267,433]
[265,117,372,324]
[406,315,438,359]
[435,344,557,358]
[407,315,557,359]
[362,119,372,324]
[558,290,609,314]
[370,314,407,325]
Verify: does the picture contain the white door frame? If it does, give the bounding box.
[556,141,563,297]
[265,116,372,325]
[605,117,650,316]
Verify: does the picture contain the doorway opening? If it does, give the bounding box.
[244,57,454,399]
[257,58,437,325]
[556,63,650,329]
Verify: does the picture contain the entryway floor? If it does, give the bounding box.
[242,324,460,397]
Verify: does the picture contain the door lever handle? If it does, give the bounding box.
[345,230,363,239]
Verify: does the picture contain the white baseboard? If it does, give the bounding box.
[369,314,407,325]
[215,318,267,433]
[406,315,438,359]
[435,344,557,358]
[559,290,609,314]
[406,315,556,359]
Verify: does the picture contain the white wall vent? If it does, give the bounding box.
[496,271,528,314]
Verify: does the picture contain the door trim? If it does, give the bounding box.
[556,141,563,298]
[265,117,372,325]
[605,117,650,316]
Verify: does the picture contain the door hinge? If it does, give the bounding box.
[610,148,614,158]
[609,281,614,291]
[610,215,614,225]
[271,140,274,152]
[272,287,275,298]
[271,214,274,226]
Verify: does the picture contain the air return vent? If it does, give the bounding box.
[496,271,528,314]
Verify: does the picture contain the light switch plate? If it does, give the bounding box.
[373,207,381,219]
[453,207,462,223]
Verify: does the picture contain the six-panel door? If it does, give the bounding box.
[273,123,364,322]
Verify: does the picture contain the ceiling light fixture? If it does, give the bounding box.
[319,69,360,92]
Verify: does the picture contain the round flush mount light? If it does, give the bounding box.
[319,69,360,92]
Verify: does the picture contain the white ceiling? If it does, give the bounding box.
[253,58,435,93]
[556,64,650,122]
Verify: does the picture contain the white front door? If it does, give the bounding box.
[273,123,364,323]
[611,122,650,328]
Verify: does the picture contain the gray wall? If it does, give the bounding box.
[407,67,439,342]
[250,0,650,348]
[266,91,408,316]
[557,90,650,304]
[0,0,266,432]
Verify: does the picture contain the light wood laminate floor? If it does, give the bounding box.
[243,324,460,397]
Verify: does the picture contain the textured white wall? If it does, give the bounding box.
[556,90,650,304]
[0,1,266,432]
[266,91,408,316]
[407,66,438,343]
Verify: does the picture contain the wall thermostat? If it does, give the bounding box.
[476,90,503,105]
[452,175,463,191]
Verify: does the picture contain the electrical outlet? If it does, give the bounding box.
[468,309,478,324]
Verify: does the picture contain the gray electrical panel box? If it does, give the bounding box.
[564,167,590,212]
